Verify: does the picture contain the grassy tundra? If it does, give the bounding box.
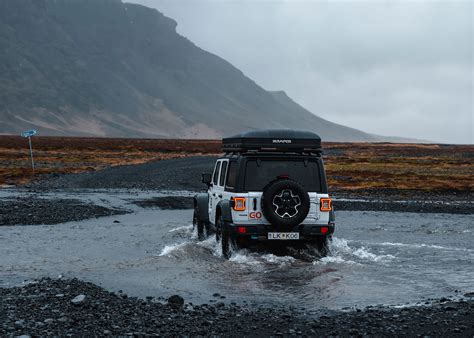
[0,135,472,196]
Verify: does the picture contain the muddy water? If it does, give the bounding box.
[1,193,473,312]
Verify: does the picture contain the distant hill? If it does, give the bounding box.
[0,0,403,141]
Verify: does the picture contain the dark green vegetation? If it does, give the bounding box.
[1,0,387,140]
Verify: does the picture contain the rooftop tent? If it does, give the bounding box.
[222,129,322,153]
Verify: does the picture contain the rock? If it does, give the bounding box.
[167,295,184,309]
[71,294,86,305]
[44,318,54,324]
[14,320,25,328]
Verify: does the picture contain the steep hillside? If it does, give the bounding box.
[1,0,384,141]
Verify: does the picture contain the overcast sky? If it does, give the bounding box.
[129,0,473,143]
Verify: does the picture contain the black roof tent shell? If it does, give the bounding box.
[222,129,322,153]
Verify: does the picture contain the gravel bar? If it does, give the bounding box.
[1,278,473,336]
[0,197,127,226]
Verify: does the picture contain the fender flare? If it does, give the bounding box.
[216,199,233,223]
[193,193,209,223]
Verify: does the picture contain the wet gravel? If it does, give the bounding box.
[1,278,473,337]
[334,199,474,214]
[0,196,127,226]
[132,196,194,210]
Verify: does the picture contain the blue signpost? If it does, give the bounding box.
[21,130,37,173]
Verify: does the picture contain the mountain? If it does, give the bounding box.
[0,0,391,141]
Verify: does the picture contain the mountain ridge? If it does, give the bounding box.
[0,0,411,141]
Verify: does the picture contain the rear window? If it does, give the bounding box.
[244,159,321,191]
[225,161,237,189]
[212,161,221,185]
[219,161,228,186]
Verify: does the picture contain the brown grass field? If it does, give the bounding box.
[0,135,472,194]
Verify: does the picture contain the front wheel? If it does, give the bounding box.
[193,207,205,240]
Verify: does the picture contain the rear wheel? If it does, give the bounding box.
[216,214,230,259]
[315,235,330,257]
[193,207,205,240]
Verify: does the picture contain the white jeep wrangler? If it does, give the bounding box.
[193,130,335,258]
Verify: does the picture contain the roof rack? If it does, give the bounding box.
[222,130,322,153]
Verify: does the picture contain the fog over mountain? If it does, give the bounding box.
[132,0,473,144]
[0,0,428,141]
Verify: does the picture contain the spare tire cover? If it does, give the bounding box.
[261,179,310,227]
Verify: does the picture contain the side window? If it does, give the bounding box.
[225,161,237,190]
[212,161,221,185]
[219,161,228,186]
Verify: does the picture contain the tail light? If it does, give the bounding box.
[233,197,246,211]
[320,198,332,212]
[237,227,247,234]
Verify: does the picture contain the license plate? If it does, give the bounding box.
[267,232,300,240]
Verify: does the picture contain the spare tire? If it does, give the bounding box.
[261,179,310,227]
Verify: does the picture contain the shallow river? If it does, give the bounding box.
[1,191,473,312]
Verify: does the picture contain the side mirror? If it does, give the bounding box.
[201,173,212,186]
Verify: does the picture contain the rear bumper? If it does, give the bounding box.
[226,222,335,241]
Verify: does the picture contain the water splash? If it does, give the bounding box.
[315,237,395,265]
[159,242,189,256]
[168,225,193,234]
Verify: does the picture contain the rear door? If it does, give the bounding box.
[209,160,221,224]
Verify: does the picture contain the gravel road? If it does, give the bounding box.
[25,156,216,192]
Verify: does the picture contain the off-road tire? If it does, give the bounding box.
[261,179,310,227]
[193,207,205,240]
[216,214,230,259]
[315,235,330,257]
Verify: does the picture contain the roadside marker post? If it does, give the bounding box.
[20,129,37,173]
